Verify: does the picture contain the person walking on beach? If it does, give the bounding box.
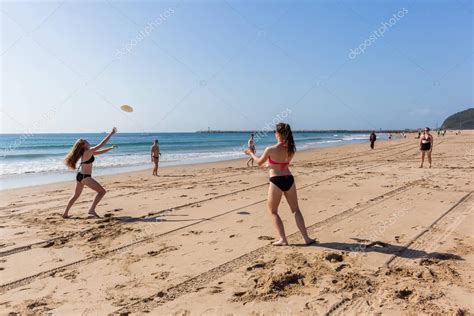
[245,123,315,246]
[419,127,433,168]
[63,127,118,218]
[369,132,376,149]
[151,139,161,176]
[246,133,256,167]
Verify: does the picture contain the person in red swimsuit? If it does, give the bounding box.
[245,123,315,246]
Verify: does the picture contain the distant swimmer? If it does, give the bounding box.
[369,131,376,149]
[388,133,392,140]
[151,139,161,176]
[63,127,118,218]
[419,127,433,168]
[246,133,256,167]
[245,123,315,246]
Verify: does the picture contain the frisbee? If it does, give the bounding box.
[120,105,133,113]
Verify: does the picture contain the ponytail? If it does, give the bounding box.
[275,122,296,155]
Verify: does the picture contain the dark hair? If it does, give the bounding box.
[275,122,296,155]
[425,127,430,131]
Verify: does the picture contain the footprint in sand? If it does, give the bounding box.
[152,271,170,280]
[189,230,203,235]
[147,246,179,257]
[325,253,344,263]
[237,211,250,215]
[207,286,223,294]
[258,236,275,241]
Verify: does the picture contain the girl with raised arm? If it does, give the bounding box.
[245,123,315,246]
[63,127,118,218]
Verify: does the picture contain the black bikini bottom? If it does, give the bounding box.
[269,175,294,192]
[421,142,431,151]
[76,173,91,182]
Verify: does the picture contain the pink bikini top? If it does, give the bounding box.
[268,156,290,170]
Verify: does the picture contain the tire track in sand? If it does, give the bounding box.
[115,170,448,314]
[325,191,473,315]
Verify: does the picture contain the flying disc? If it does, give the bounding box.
[120,105,133,113]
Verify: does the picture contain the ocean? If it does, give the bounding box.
[0,132,379,189]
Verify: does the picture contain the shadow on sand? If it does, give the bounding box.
[292,240,463,261]
[112,214,209,223]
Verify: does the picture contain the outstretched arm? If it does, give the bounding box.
[246,147,271,167]
[91,127,117,152]
[94,146,115,155]
[95,145,116,155]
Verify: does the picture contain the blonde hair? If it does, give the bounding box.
[64,139,86,170]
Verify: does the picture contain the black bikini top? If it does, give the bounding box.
[82,155,95,165]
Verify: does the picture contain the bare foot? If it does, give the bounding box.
[88,211,100,219]
[62,213,70,219]
[272,239,288,246]
[305,238,316,246]
[419,165,423,168]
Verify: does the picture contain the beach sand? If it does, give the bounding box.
[0,131,473,315]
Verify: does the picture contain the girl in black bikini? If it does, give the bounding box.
[419,127,433,168]
[63,127,117,218]
[245,123,315,246]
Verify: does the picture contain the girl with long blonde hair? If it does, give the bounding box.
[63,127,117,218]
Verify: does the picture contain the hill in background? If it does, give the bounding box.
[441,108,474,129]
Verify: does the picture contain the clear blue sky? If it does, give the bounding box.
[1,0,472,133]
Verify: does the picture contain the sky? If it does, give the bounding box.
[0,0,472,133]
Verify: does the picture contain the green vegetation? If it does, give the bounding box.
[441,108,474,129]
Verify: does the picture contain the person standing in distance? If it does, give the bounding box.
[369,131,377,149]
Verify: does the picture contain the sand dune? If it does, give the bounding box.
[0,132,473,315]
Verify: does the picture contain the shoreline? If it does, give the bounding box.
[0,137,376,191]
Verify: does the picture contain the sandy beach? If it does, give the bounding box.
[0,132,473,315]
